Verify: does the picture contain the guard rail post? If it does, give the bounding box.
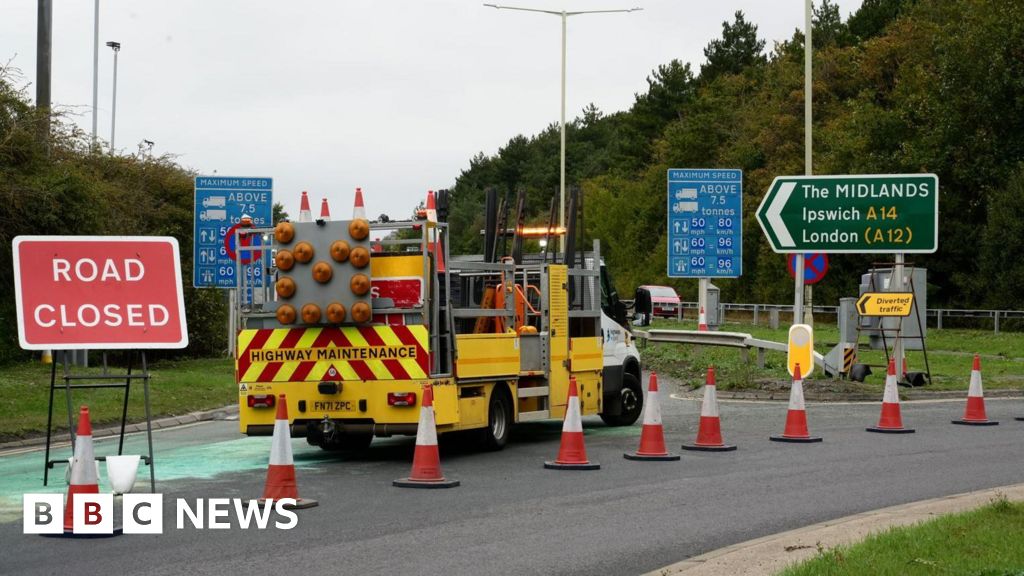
[995,311,1000,334]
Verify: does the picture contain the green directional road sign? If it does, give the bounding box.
[756,174,938,253]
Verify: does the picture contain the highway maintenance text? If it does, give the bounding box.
[249,345,418,363]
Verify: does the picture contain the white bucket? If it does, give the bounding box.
[105,455,141,494]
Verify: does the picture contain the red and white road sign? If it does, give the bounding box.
[13,236,189,350]
[371,277,424,309]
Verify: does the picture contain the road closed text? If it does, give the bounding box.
[33,258,170,330]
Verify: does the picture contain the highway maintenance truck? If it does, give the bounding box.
[234,188,642,451]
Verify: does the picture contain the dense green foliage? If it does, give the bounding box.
[445,0,1024,309]
[0,67,233,363]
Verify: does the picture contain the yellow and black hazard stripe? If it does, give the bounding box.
[843,345,857,373]
[236,325,430,383]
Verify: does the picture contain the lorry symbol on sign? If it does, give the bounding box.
[202,196,226,208]
[673,201,698,213]
[674,188,697,200]
[200,209,227,222]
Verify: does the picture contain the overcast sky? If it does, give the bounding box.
[3,0,862,220]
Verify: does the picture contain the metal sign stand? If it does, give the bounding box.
[43,350,156,492]
[856,262,933,386]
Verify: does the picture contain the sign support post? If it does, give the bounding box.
[43,350,156,491]
[228,289,236,358]
[698,277,708,325]
[893,252,905,378]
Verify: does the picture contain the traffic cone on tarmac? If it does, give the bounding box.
[770,364,822,443]
[698,307,709,331]
[63,406,102,534]
[866,359,915,434]
[394,383,460,488]
[624,372,680,461]
[952,355,998,426]
[319,197,331,221]
[298,191,312,222]
[682,366,736,452]
[353,187,367,220]
[258,395,318,509]
[545,377,600,470]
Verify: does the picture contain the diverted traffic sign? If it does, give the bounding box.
[756,174,938,253]
[666,169,743,278]
[857,292,914,317]
[13,236,188,350]
[193,176,273,288]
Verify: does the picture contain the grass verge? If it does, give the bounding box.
[777,496,1024,576]
[0,357,235,441]
[643,319,1024,391]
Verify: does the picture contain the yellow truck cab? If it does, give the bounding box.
[234,190,642,451]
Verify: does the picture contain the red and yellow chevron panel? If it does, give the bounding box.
[236,325,430,383]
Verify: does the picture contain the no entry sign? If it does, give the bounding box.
[12,236,189,350]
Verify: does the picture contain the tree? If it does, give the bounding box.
[700,11,766,82]
[847,0,914,41]
[813,0,854,48]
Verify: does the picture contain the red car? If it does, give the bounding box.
[639,285,681,318]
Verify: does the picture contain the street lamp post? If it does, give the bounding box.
[91,0,99,148]
[484,4,642,251]
[106,41,120,151]
[794,0,812,326]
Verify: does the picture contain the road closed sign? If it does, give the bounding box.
[12,236,189,350]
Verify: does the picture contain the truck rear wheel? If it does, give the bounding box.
[479,386,512,451]
[600,372,643,426]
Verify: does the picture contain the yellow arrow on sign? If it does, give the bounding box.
[857,292,914,317]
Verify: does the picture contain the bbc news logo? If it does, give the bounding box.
[23,494,299,534]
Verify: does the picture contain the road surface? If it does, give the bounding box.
[2,384,1022,575]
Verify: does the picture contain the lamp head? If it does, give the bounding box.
[106,41,121,51]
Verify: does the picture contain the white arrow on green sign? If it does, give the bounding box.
[756,174,939,253]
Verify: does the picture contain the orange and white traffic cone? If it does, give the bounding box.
[624,372,679,461]
[698,307,709,331]
[258,395,318,508]
[682,366,736,452]
[545,377,600,470]
[353,187,366,220]
[394,383,460,488]
[298,191,312,222]
[952,355,998,426]
[63,406,101,533]
[770,363,822,443]
[425,190,446,273]
[319,197,331,221]
[867,358,915,434]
